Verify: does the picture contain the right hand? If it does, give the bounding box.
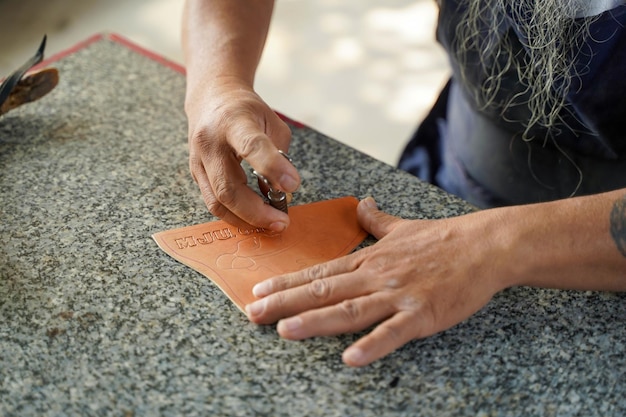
[185,77,301,232]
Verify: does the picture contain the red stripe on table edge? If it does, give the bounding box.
[33,33,104,71]
[107,33,187,75]
[31,33,186,75]
[25,32,308,129]
[274,112,306,129]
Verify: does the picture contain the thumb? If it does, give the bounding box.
[357,197,403,240]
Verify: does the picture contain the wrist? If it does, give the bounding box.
[463,206,532,292]
[476,204,562,291]
[486,195,626,291]
[184,73,255,118]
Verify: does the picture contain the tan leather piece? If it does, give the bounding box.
[0,68,59,115]
[153,196,368,312]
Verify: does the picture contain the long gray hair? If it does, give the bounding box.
[453,0,599,140]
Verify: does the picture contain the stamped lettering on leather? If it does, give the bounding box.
[175,228,237,249]
[152,197,368,312]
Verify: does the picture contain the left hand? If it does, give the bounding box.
[245,197,510,367]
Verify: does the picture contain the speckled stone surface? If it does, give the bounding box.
[1,35,625,417]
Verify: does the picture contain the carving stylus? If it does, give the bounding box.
[252,150,294,214]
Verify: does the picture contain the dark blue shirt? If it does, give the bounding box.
[400,3,626,207]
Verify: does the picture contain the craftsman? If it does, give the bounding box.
[181,0,626,367]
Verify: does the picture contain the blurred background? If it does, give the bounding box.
[0,0,450,166]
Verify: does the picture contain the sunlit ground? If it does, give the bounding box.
[0,0,450,166]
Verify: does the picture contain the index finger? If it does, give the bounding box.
[200,149,291,231]
[227,117,300,194]
[251,250,366,298]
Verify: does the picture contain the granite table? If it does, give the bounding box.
[1,34,625,417]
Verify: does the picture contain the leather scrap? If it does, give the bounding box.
[0,68,59,115]
[0,35,58,116]
[152,196,368,312]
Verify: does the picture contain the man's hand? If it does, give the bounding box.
[185,79,300,231]
[245,197,508,366]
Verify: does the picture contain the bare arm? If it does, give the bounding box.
[182,0,300,231]
[505,189,626,290]
[246,189,626,366]
[182,0,274,93]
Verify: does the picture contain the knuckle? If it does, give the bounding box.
[305,263,327,281]
[337,299,361,323]
[198,183,229,219]
[203,193,229,219]
[308,278,332,300]
[271,291,288,310]
[189,129,214,152]
[206,201,229,219]
[238,132,265,159]
[399,296,436,335]
[359,253,388,276]
[399,294,422,312]
[371,257,395,276]
[384,278,401,290]
[212,178,237,207]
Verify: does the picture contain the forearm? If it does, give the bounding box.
[493,189,626,291]
[182,0,274,93]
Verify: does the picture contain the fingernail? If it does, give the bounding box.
[361,197,377,210]
[343,347,366,366]
[245,299,266,317]
[269,221,287,233]
[277,317,302,335]
[252,281,271,298]
[280,174,299,192]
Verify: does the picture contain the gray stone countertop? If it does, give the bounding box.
[1,35,625,417]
